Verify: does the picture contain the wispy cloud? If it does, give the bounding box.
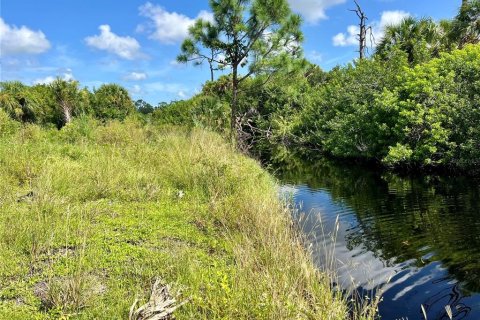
[307,50,323,63]
[142,82,191,100]
[33,68,75,85]
[288,0,346,23]
[123,71,148,81]
[333,10,410,47]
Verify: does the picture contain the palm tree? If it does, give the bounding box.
[449,0,480,48]
[93,84,135,120]
[0,81,36,122]
[0,86,21,118]
[376,17,446,65]
[50,78,80,125]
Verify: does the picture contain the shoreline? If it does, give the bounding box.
[0,118,358,319]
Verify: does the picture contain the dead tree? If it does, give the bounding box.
[350,0,371,59]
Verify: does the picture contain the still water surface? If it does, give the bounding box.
[274,159,480,320]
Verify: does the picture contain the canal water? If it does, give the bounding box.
[274,158,480,320]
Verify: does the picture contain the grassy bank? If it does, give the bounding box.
[0,116,351,319]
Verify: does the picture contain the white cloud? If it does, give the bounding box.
[131,84,142,94]
[85,25,143,60]
[288,0,346,23]
[197,10,214,22]
[177,90,187,99]
[138,2,214,44]
[143,82,191,99]
[33,76,56,85]
[0,18,51,56]
[307,50,323,63]
[332,10,410,47]
[332,25,359,46]
[378,10,410,30]
[33,68,75,85]
[123,71,147,81]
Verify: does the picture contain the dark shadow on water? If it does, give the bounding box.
[271,155,480,320]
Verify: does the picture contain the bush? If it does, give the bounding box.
[58,116,98,143]
[377,44,480,168]
[93,84,135,120]
[0,109,20,137]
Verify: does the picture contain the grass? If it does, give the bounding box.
[0,114,360,319]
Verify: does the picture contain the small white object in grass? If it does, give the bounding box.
[177,190,185,198]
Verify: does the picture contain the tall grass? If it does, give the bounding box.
[291,208,384,320]
[0,114,372,319]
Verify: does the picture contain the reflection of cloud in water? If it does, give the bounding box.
[287,183,479,320]
[393,273,436,301]
[279,184,299,196]
[307,209,401,291]
[273,156,480,319]
[290,188,399,291]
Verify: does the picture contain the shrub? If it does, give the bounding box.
[0,109,20,137]
[93,84,135,120]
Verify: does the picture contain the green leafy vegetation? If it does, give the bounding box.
[156,0,480,173]
[158,44,480,173]
[92,84,135,120]
[177,0,303,138]
[1,0,479,317]
[163,45,480,173]
[0,117,353,319]
[2,1,478,173]
[0,80,135,128]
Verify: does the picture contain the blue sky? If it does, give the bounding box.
[0,0,461,104]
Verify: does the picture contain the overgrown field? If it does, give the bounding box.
[0,115,350,319]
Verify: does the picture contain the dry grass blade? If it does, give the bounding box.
[129,279,188,320]
[445,305,453,320]
[421,304,428,320]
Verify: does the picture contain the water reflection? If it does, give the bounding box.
[273,157,480,320]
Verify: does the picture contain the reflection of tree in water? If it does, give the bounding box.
[272,156,480,293]
[423,280,472,320]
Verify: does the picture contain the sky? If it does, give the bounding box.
[0,0,462,105]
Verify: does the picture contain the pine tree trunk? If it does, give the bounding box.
[210,63,214,82]
[231,66,238,144]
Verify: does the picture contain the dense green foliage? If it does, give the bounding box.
[177,0,303,136]
[378,45,480,167]
[160,1,480,173]
[161,41,480,172]
[375,17,452,65]
[0,118,352,319]
[450,0,480,48]
[2,1,479,174]
[93,84,135,120]
[0,80,135,127]
[296,45,480,169]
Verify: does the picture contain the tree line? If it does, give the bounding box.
[165,0,480,172]
[1,0,479,173]
[0,80,137,128]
